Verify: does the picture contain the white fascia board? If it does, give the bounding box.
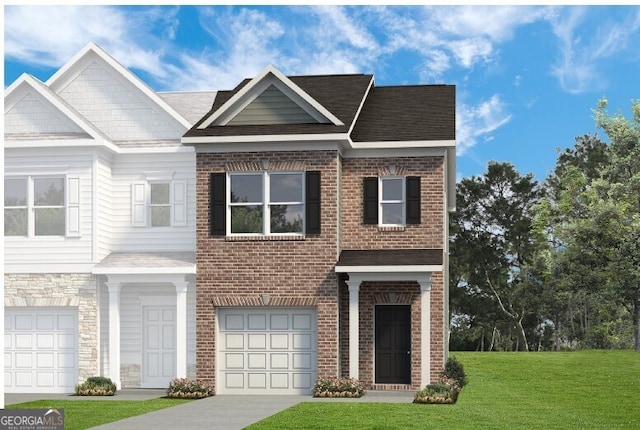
[4,138,120,153]
[446,146,457,212]
[182,133,350,145]
[92,265,197,275]
[7,74,111,144]
[46,42,191,130]
[116,145,195,154]
[335,265,443,273]
[347,76,375,135]
[348,139,456,150]
[341,147,448,159]
[198,65,344,128]
[189,142,344,154]
[4,73,35,100]
[267,66,344,126]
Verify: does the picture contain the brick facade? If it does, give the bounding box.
[195,150,448,391]
[195,150,341,391]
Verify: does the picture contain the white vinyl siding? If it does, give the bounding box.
[111,153,195,252]
[55,60,185,142]
[96,156,113,260]
[3,151,94,269]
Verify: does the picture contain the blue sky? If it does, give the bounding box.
[4,5,640,182]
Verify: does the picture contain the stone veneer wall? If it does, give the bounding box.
[4,273,99,384]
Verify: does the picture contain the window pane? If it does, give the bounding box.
[382,203,404,225]
[270,204,304,233]
[231,205,263,233]
[34,178,64,206]
[231,174,263,203]
[270,173,303,203]
[151,206,171,227]
[382,178,403,201]
[150,183,170,204]
[5,208,27,236]
[34,208,65,235]
[5,179,27,206]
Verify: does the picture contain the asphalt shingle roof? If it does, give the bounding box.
[183,72,455,143]
[350,85,455,142]
[185,74,373,138]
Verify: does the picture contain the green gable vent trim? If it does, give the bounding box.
[228,84,318,126]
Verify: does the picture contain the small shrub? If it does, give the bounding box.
[443,356,467,388]
[75,376,116,396]
[313,376,365,398]
[167,378,214,399]
[413,383,458,404]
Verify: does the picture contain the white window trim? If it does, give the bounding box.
[4,175,77,238]
[379,176,406,227]
[131,180,187,228]
[227,171,305,236]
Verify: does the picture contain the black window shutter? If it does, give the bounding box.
[305,171,321,234]
[363,177,378,225]
[210,173,226,236]
[406,176,421,224]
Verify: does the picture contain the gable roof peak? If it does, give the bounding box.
[197,64,345,129]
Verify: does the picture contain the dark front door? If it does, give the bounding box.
[375,305,411,384]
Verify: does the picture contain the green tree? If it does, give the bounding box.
[538,100,640,351]
[450,162,545,351]
[594,98,640,351]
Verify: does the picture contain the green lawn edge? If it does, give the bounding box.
[248,350,640,429]
[5,398,191,430]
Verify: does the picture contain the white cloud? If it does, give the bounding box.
[456,95,513,155]
[548,6,640,94]
[4,5,179,81]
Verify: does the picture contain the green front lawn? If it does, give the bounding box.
[248,350,640,429]
[6,351,639,429]
[6,398,191,430]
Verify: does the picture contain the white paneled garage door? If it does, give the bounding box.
[217,307,317,395]
[4,308,78,393]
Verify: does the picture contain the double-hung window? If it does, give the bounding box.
[211,170,320,237]
[149,183,171,227]
[131,180,187,228]
[229,172,304,235]
[5,176,72,237]
[4,178,28,236]
[363,176,421,226]
[380,177,405,225]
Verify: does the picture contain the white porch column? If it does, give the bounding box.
[174,281,189,379]
[419,274,432,387]
[346,278,361,380]
[106,281,122,390]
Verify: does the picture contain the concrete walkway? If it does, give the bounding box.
[5,389,416,429]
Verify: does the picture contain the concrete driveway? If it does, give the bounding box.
[5,390,415,429]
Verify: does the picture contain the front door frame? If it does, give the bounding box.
[374,304,411,384]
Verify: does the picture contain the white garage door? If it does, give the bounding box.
[4,308,78,393]
[218,307,317,395]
